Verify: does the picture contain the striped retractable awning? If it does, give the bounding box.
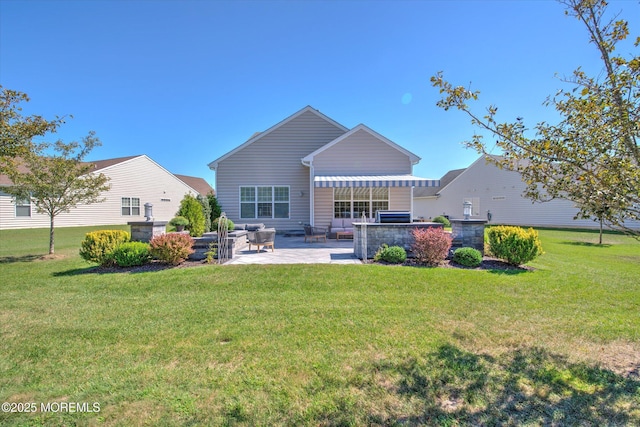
[313,175,441,188]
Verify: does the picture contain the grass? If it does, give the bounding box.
[0,226,639,425]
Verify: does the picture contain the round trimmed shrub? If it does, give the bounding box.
[374,244,407,264]
[453,247,483,267]
[487,226,543,266]
[432,215,451,228]
[79,230,130,266]
[112,241,152,267]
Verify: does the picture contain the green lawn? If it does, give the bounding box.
[0,226,639,425]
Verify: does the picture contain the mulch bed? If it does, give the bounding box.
[85,256,532,274]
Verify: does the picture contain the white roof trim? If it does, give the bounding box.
[302,124,421,165]
[314,175,440,188]
[208,106,349,170]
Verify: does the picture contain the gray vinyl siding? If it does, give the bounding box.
[312,129,412,175]
[414,156,640,230]
[215,110,347,229]
[0,156,197,230]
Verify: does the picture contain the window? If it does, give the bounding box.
[121,197,140,216]
[240,186,289,219]
[333,187,389,219]
[15,197,31,217]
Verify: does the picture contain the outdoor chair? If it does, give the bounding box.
[248,228,276,252]
[304,225,327,243]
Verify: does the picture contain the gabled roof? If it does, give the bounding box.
[89,155,141,172]
[301,124,421,166]
[208,106,349,170]
[1,155,212,197]
[175,174,214,196]
[413,168,466,198]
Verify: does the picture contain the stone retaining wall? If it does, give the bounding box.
[354,222,443,259]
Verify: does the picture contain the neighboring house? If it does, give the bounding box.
[0,155,214,230]
[414,155,640,230]
[208,106,439,230]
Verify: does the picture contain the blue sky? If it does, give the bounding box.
[1,0,638,188]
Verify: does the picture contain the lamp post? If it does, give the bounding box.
[463,200,472,220]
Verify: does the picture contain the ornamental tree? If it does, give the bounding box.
[431,0,639,239]
[3,134,111,254]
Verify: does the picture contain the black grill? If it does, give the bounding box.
[375,211,411,223]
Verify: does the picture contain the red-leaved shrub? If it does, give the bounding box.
[149,233,194,265]
[411,227,452,266]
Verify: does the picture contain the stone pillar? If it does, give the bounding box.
[128,221,168,243]
[450,219,487,254]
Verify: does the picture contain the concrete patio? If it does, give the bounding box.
[226,234,362,265]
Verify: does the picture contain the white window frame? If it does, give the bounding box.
[333,187,389,219]
[15,196,32,217]
[239,186,290,219]
[121,197,141,216]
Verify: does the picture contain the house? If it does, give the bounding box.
[414,155,640,230]
[208,106,439,231]
[0,154,214,230]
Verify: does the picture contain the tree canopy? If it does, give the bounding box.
[0,86,64,160]
[431,0,639,239]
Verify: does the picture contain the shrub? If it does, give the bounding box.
[374,244,407,264]
[212,217,235,232]
[169,216,189,227]
[198,195,212,233]
[112,241,152,267]
[411,227,452,266]
[208,194,222,227]
[487,226,543,266]
[432,215,451,228]
[79,230,130,266]
[453,247,483,267]
[149,233,194,265]
[177,194,205,237]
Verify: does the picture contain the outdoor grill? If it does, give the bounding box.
[375,211,412,223]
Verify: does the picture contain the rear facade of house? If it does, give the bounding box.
[209,106,439,232]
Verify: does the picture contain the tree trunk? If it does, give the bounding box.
[599,217,603,245]
[49,215,55,254]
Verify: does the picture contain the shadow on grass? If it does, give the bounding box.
[363,344,640,426]
[53,262,176,276]
[0,254,45,263]
[562,241,613,248]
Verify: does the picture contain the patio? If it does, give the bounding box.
[226,234,361,265]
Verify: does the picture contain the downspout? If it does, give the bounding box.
[301,158,314,225]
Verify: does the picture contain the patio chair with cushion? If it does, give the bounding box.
[304,225,327,243]
[248,228,276,252]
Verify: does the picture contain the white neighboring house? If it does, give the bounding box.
[0,155,214,230]
[414,155,640,231]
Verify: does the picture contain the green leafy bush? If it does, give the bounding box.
[79,230,130,266]
[177,194,205,237]
[169,216,189,227]
[487,226,543,266]
[212,217,235,232]
[374,244,407,264]
[112,241,152,267]
[411,227,452,266]
[432,215,451,228]
[150,233,194,265]
[453,247,483,267]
